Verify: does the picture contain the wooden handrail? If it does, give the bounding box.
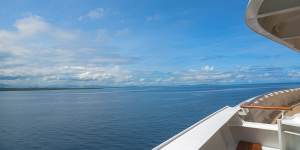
[240,104,292,110]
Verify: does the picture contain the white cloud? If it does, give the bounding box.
[14,15,49,36]
[288,71,300,78]
[180,67,232,83]
[1,60,300,87]
[0,65,133,87]
[79,8,105,21]
[0,15,78,43]
[173,65,300,84]
[201,65,214,71]
[76,66,132,82]
[0,15,141,87]
[0,15,82,72]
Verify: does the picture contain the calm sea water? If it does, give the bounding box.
[1,83,300,150]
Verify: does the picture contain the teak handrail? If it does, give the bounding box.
[240,104,292,111]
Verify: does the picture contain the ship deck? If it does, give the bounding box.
[154,88,300,150]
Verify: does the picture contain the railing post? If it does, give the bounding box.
[278,119,285,150]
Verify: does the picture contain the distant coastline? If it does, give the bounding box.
[0,88,104,91]
[1,82,300,91]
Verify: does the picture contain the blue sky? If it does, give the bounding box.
[1,0,300,87]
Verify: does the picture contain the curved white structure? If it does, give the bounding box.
[246,0,300,51]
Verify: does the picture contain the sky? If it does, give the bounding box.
[1,0,300,87]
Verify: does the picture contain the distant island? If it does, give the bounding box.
[0,87,104,91]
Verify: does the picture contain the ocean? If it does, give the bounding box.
[0,83,299,150]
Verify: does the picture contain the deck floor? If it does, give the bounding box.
[236,141,262,150]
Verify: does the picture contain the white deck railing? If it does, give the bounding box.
[153,106,239,150]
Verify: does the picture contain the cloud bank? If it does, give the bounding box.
[1,15,300,87]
